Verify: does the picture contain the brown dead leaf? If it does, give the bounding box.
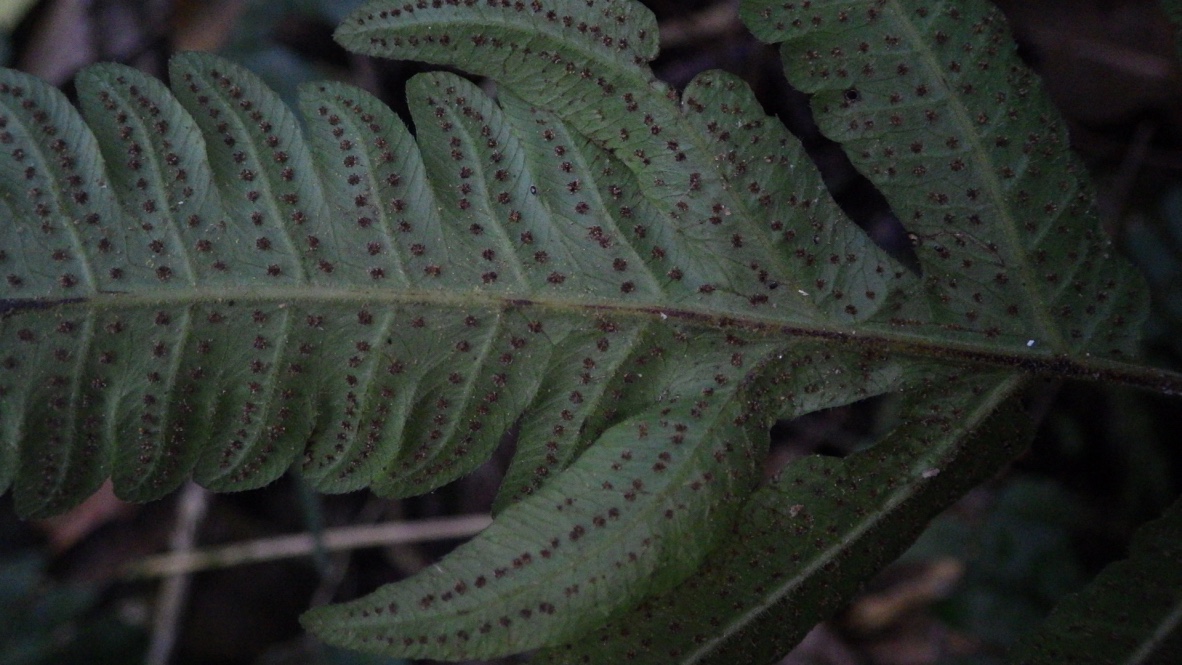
[35,479,137,552]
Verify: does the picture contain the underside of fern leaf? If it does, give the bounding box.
[2,0,1180,662]
[534,372,1032,664]
[1007,493,1182,664]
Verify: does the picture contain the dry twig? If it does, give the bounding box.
[124,513,492,580]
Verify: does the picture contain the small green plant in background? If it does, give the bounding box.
[2,0,1181,662]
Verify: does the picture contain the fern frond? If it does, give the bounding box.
[1008,494,1182,664]
[536,373,1030,664]
[1,0,1179,661]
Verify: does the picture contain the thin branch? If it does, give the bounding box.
[144,481,210,665]
[123,514,492,580]
[309,494,401,609]
[658,0,742,50]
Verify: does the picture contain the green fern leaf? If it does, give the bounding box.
[0,23,911,656]
[741,0,1148,356]
[1007,494,1182,664]
[2,0,1181,661]
[535,373,1031,664]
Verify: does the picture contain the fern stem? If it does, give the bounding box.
[910,347,1182,396]
[33,287,1182,396]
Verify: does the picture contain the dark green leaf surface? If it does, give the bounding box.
[0,0,1177,661]
[333,0,909,328]
[1008,495,1182,664]
[1163,0,1182,60]
[535,373,1031,664]
[303,398,767,657]
[741,0,1147,356]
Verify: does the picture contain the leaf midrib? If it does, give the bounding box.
[14,286,1181,395]
[337,398,743,644]
[13,101,100,293]
[1125,600,1182,665]
[337,15,657,91]
[321,86,413,287]
[96,70,199,287]
[883,0,1065,350]
[198,60,309,284]
[682,373,1025,664]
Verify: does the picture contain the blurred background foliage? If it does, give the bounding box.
[2,0,1181,663]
